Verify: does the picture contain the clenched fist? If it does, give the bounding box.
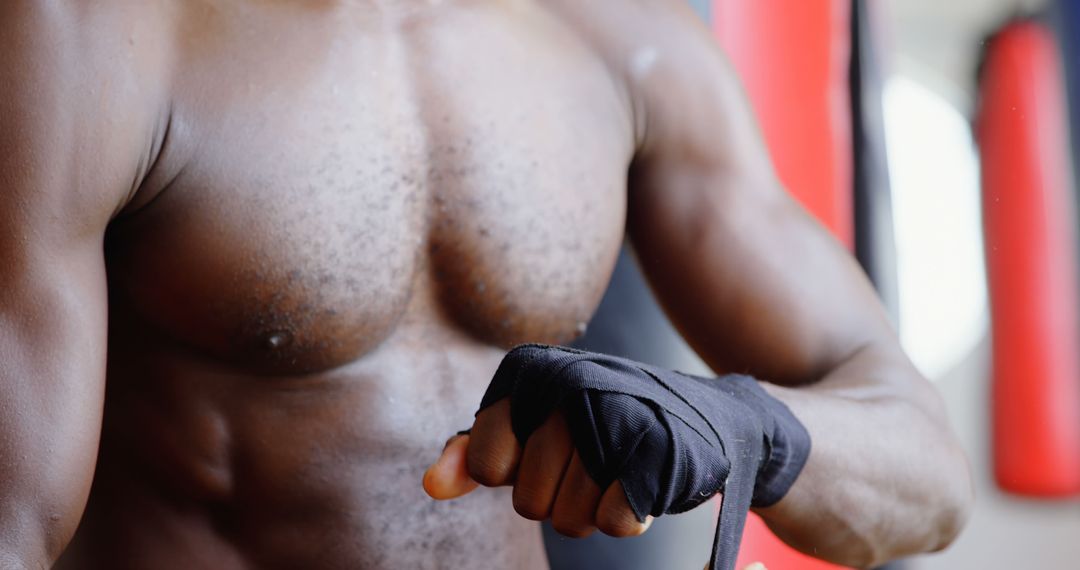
[424,399,653,539]
[422,345,810,570]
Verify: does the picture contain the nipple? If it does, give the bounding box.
[264,330,294,351]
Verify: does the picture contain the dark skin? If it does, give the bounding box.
[0,0,971,568]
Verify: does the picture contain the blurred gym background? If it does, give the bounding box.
[891,1,1080,569]
[544,0,1080,569]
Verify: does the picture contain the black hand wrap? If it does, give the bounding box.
[476,345,811,570]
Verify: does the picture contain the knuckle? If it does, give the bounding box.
[551,519,594,539]
[596,504,641,537]
[466,452,513,487]
[512,488,551,521]
[551,505,595,539]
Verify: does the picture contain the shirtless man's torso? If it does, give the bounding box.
[67,1,631,567]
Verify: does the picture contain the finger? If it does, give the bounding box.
[596,480,653,538]
[466,399,521,487]
[550,452,603,538]
[423,434,480,500]
[743,564,767,570]
[513,411,574,521]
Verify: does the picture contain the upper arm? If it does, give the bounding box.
[611,1,897,385]
[0,2,153,561]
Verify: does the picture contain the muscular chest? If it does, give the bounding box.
[105,1,631,374]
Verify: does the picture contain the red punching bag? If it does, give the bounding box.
[711,1,854,568]
[713,0,854,247]
[978,21,1080,497]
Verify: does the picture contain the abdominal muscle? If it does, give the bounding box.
[59,316,549,570]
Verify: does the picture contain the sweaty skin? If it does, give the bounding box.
[0,1,971,569]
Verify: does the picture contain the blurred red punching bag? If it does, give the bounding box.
[978,21,1080,497]
[713,0,854,247]
[711,0,854,568]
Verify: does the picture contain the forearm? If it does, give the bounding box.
[754,346,973,568]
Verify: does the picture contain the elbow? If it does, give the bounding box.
[929,441,975,554]
[888,363,976,555]
[852,474,973,570]
[886,393,975,562]
[901,378,975,556]
[931,509,970,556]
[857,413,975,567]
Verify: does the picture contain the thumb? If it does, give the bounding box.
[423,434,480,500]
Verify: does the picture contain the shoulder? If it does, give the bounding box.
[540,0,735,151]
[0,0,176,97]
[541,0,719,85]
[0,0,175,227]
